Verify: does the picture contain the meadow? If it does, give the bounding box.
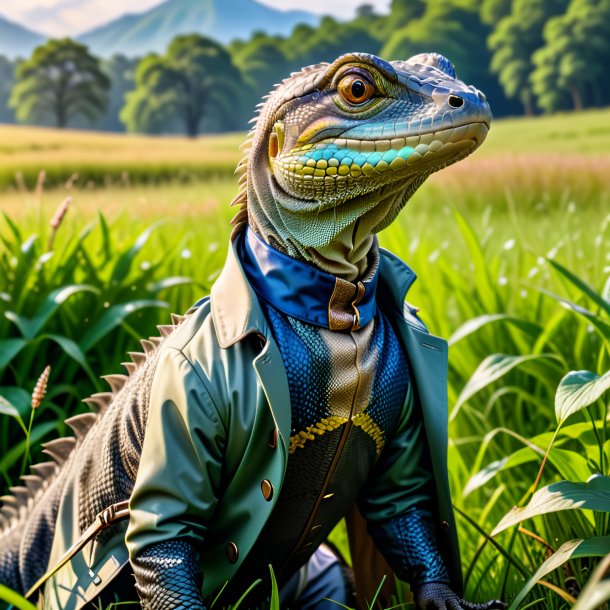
[0,107,609,610]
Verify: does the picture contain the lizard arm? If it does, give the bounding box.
[366,505,450,590]
[132,540,205,610]
[357,381,452,591]
[126,347,226,609]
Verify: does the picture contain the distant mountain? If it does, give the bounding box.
[78,0,319,57]
[0,15,44,58]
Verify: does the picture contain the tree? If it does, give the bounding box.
[0,56,16,124]
[356,4,377,19]
[283,16,383,69]
[9,38,110,128]
[232,34,291,107]
[531,0,610,113]
[385,0,427,31]
[97,55,138,132]
[382,1,511,115]
[488,0,569,115]
[479,0,512,25]
[121,35,244,137]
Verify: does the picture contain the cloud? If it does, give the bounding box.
[257,0,391,18]
[1,0,164,36]
[1,0,392,37]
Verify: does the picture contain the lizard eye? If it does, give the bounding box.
[338,74,376,105]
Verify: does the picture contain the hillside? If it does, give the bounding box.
[78,0,318,57]
[0,15,44,59]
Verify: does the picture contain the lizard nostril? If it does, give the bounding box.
[448,95,464,108]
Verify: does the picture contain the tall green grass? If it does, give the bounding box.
[0,171,609,607]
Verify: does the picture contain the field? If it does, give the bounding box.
[0,108,609,610]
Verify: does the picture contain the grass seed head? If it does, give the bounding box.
[32,365,51,410]
[49,196,72,230]
[35,169,47,198]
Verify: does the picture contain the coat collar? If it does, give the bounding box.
[239,228,380,331]
[211,230,417,349]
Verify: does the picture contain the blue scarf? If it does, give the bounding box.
[238,228,378,330]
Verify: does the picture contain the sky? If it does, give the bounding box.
[1,0,392,37]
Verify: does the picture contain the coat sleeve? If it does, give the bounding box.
[356,382,451,591]
[126,346,227,608]
[358,383,431,520]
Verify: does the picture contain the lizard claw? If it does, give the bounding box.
[415,583,505,610]
[460,600,506,610]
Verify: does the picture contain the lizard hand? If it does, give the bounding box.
[416,582,506,610]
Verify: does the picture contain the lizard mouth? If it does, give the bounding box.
[318,121,489,163]
[277,122,487,181]
[273,121,489,209]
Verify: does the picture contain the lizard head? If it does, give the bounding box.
[233,52,492,279]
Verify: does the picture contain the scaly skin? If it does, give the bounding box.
[236,52,491,280]
[0,52,502,610]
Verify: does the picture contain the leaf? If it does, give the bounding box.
[20,235,37,254]
[451,354,558,422]
[548,448,593,485]
[0,421,56,474]
[37,251,54,267]
[509,537,610,610]
[464,444,590,498]
[555,369,610,425]
[572,554,610,610]
[0,395,22,422]
[146,276,194,293]
[548,258,610,317]
[79,299,168,352]
[603,275,610,304]
[1,211,22,242]
[0,387,32,418]
[268,565,280,610]
[40,334,98,384]
[537,287,610,343]
[110,222,164,283]
[0,584,37,610]
[492,476,610,536]
[231,578,262,610]
[98,211,112,262]
[0,338,28,370]
[449,314,542,346]
[454,211,500,313]
[5,284,99,339]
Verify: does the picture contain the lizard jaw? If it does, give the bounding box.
[272,122,488,209]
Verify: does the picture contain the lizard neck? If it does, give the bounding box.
[245,146,411,282]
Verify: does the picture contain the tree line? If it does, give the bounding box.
[1,0,609,137]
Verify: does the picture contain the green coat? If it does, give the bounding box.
[42,239,461,609]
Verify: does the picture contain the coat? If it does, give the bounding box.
[42,237,461,609]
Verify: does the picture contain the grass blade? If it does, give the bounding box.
[509,536,610,609]
[492,476,610,536]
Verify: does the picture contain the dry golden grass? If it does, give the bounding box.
[1,105,609,190]
[0,124,244,165]
[436,153,610,199]
[1,106,609,224]
[0,125,244,190]
[0,180,237,226]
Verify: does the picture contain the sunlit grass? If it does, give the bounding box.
[1,106,610,191]
[1,107,610,608]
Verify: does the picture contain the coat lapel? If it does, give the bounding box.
[253,338,291,457]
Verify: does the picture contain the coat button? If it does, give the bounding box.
[261,479,274,501]
[441,520,450,531]
[268,428,278,449]
[226,542,239,563]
